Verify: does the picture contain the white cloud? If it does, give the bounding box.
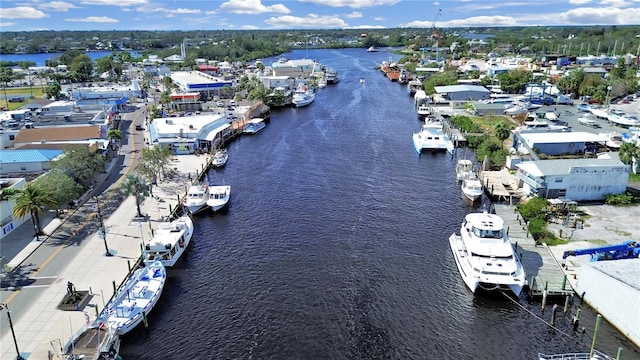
[0,22,18,27]
[599,0,633,6]
[405,15,517,28]
[38,2,80,11]
[569,0,593,4]
[80,0,148,5]
[219,0,290,14]
[345,11,362,18]
[555,6,640,24]
[349,24,386,29]
[264,14,348,28]
[173,8,202,15]
[461,1,534,11]
[297,0,400,9]
[0,6,49,19]
[65,16,119,23]
[373,16,385,21]
[433,1,440,5]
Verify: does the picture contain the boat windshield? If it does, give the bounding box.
[472,227,503,239]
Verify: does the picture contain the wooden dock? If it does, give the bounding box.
[493,204,574,299]
[480,169,524,202]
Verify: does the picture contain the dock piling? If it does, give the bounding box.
[563,295,570,317]
[572,308,581,331]
[551,304,559,326]
[112,280,117,296]
[127,260,131,276]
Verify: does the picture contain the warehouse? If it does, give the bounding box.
[433,84,491,102]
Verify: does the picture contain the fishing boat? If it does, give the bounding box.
[143,215,194,267]
[61,322,121,360]
[449,212,526,296]
[325,68,340,84]
[243,118,266,134]
[212,149,228,167]
[455,159,474,182]
[461,175,484,202]
[183,183,210,214]
[207,185,231,212]
[99,261,166,335]
[292,86,316,107]
[416,104,431,119]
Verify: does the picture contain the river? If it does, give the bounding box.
[112,48,638,359]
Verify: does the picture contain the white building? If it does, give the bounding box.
[270,58,320,78]
[515,158,630,200]
[0,178,28,239]
[575,258,640,347]
[149,113,232,154]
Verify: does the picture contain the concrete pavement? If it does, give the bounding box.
[0,103,210,359]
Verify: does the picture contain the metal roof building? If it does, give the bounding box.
[575,258,640,347]
[433,85,491,101]
[0,149,63,175]
[515,158,629,200]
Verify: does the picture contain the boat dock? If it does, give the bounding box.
[493,204,574,299]
[480,169,524,202]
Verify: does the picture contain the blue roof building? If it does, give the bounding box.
[0,149,63,175]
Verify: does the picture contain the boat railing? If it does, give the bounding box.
[537,350,615,360]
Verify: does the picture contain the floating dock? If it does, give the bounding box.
[493,204,574,299]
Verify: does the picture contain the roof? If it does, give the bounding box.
[584,258,640,290]
[0,149,63,163]
[433,85,490,94]
[519,131,603,144]
[14,126,103,143]
[516,158,627,177]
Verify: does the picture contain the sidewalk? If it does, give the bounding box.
[0,154,210,360]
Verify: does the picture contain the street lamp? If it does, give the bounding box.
[606,85,612,109]
[0,303,25,360]
[94,197,113,257]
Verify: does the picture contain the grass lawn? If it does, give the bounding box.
[1,86,45,110]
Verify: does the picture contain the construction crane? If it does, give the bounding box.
[431,9,443,63]
[562,240,640,262]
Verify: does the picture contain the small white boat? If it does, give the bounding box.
[455,159,474,182]
[407,79,422,96]
[360,78,366,84]
[412,119,455,155]
[292,86,316,107]
[100,261,166,335]
[461,176,483,202]
[577,114,599,128]
[599,132,623,149]
[449,212,526,296]
[212,149,228,167]
[538,349,616,360]
[416,104,431,119]
[144,215,194,267]
[366,46,378,52]
[207,185,231,212]
[183,183,210,214]
[244,118,266,134]
[62,322,120,360]
[318,77,327,88]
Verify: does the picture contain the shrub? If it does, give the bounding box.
[604,192,638,205]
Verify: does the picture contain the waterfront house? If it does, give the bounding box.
[149,114,233,154]
[515,158,629,200]
[514,132,604,157]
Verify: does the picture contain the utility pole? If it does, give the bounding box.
[94,197,113,257]
[1,304,25,360]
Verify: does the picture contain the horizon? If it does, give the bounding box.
[0,0,639,32]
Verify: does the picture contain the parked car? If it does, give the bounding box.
[8,96,25,102]
[216,101,224,107]
[135,124,144,130]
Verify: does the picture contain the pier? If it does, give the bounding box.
[480,169,524,202]
[493,204,574,299]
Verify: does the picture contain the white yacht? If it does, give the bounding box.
[448,212,526,296]
[455,159,475,182]
[212,149,228,167]
[325,68,340,84]
[183,183,210,214]
[412,120,455,154]
[461,176,484,202]
[416,104,431,119]
[207,185,231,212]
[243,118,266,134]
[292,86,316,107]
[99,261,166,335]
[144,215,194,267]
[577,113,599,128]
[407,79,422,96]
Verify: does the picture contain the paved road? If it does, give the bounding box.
[0,104,148,339]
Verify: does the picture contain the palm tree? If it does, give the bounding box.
[12,183,58,236]
[120,174,149,218]
[107,128,122,154]
[618,143,639,166]
[494,121,512,148]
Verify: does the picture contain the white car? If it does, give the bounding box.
[215,101,224,107]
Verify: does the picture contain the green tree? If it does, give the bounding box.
[35,170,83,213]
[619,143,639,166]
[12,183,58,236]
[496,69,533,94]
[54,146,106,189]
[0,67,13,109]
[136,146,174,185]
[70,54,94,82]
[44,82,62,100]
[120,174,150,218]
[494,121,512,147]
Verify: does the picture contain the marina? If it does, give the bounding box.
[1,47,639,359]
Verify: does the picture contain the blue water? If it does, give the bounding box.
[1,51,141,67]
[118,48,639,359]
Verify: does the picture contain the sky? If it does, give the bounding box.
[0,0,639,32]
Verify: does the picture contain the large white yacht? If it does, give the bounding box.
[448,212,526,296]
[144,215,194,267]
[412,119,455,154]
